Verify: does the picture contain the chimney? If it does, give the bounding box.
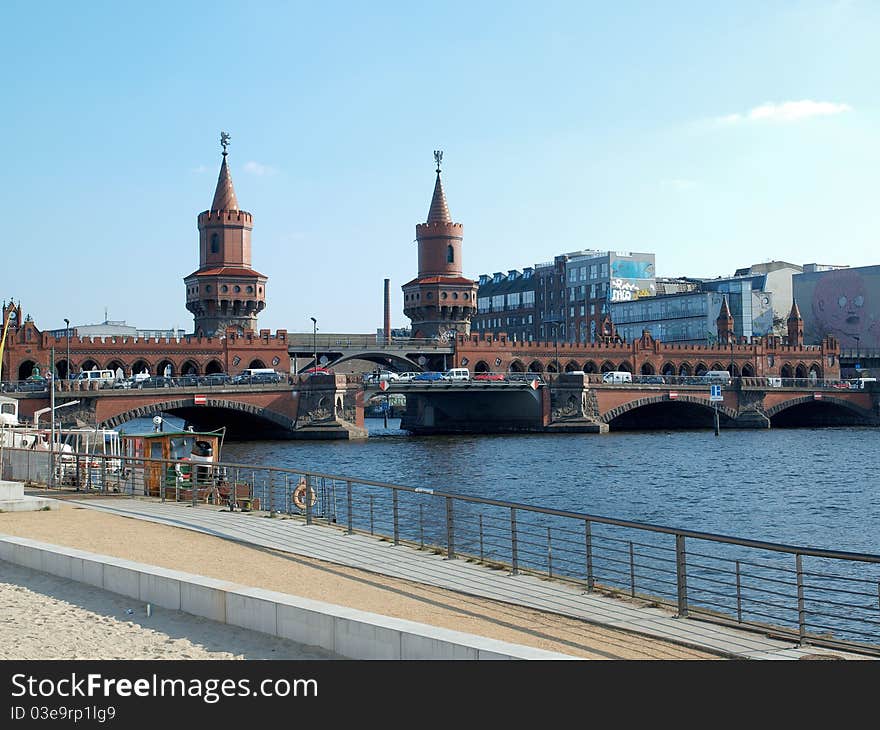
[384,278,391,344]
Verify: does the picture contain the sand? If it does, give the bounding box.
[0,503,718,660]
[0,561,339,660]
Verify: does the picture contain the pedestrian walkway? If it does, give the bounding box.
[71,497,869,660]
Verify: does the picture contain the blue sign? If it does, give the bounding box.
[710,385,723,402]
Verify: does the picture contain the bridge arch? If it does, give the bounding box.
[248,359,267,369]
[326,352,421,372]
[600,393,737,425]
[780,363,793,378]
[741,363,755,377]
[678,362,692,376]
[795,363,808,379]
[600,360,615,373]
[528,360,544,373]
[80,359,100,373]
[661,362,676,376]
[105,359,125,375]
[508,359,525,373]
[617,361,633,373]
[132,359,150,376]
[764,395,873,424]
[101,397,295,434]
[583,361,598,373]
[474,360,490,373]
[710,362,724,371]
[205,359,224,375]
[694,362,708,376]
[640,363,655,375]
[17,360,38,381]
[564,360,581,372]
[181,360,200,375]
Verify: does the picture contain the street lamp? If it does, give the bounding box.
[64,318,70,384]
[310,317,317,374]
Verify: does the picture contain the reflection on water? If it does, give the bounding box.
[121,416,880,554]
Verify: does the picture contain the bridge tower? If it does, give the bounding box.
[402,151,478,339]
[184,133,268,337]
[716,296,734,344]
[787,299,804,346]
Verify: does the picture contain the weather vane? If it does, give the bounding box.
[220,131,231,155]
[434,149,443,173]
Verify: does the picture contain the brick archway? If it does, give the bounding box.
[100,397,295,431]
[764,395,873,421]
[601,394,738,424]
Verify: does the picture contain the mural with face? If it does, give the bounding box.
[811,269,880,347]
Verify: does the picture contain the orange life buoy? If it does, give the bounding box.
[292,479,317,510]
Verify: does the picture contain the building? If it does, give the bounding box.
[45,319,187,341]
[793,264,880,351]
[472,269,536,342]
[402,152,478,339]
[184,135,268,336]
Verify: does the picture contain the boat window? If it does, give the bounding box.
[1,404,14,415]
[170,437,192,460]
[150,442,164,460]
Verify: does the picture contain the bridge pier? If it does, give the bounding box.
[723,410,771,429]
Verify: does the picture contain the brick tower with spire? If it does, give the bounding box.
[184,132,267,336]
[787,299,804,346]
[402,151,477,339]
[716,296,734,344]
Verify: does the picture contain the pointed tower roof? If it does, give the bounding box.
[426,150,451,223]
[788,299,802,320]
[211,152,239,212]
[717,295,733,320]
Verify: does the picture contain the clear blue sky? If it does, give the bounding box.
[2,1,877,334]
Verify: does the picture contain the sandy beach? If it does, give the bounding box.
[0,502,718,659]
[0,561,339,660]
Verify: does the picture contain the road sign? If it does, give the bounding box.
[379,381,389,391]
[710,385,723,402]
[668,391,678,399]
[530,379,539,390]
[194,394,206,405]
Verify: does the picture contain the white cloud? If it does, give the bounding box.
[713,100,852,125]
[189,164,209,174]
[243,161,277,176]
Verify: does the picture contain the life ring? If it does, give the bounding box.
[292,479,317,510]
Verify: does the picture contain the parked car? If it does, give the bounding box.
[473,372,506,382]
[302,367,333,378]
[413,371,444,382]
[112,377,135,389]
[396,372,421,382]
[233,371,283,385]
[442,368,470,382]
[175,375,201,387]
[638,375,665,384]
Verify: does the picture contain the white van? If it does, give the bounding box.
[72,370,116,387]
[702,371,732,385]
[442,368,470,382]
[602,371,632,384]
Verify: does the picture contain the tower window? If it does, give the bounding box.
[210,234,219,254]
[447,245,454,264]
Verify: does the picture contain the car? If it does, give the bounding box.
[302,367,333,378]
[507,372,544,384]
[174,375,201,387]
[413,371,444,382]
[442,368,470,381]
[396,372,421,382]
[241,372,283,384]
[200,373,231,386]
[638,375,666,384]
[112,377,135,389]
[137,376,173,389]
[473,372,506,382]
[364,369,399,384]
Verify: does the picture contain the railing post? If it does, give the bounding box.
[346,481,353,535]
[305,474,313,525]
[268,471,275,514]
[796,553,806,646]
[419,504,424,549]
[629,541,636,597]
[585,520,594,591]
[232,468,238,510]
[675,534,688,617]
[284,475,290,514]
[736,560,743,623]
[101,457,107,495]
[369,495,374,535]
[510,507,518,575]
[392,489,400,546]
[479,514,484,563]
[548,527,553,579]
[445,496,455,559]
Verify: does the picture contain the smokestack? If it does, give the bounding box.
[384,278,391,344]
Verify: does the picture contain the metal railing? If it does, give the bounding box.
[5,446,880,656]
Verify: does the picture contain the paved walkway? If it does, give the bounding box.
[70,497,869,660]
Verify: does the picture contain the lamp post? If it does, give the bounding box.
[64,318,70,385]
[310,317,317,373]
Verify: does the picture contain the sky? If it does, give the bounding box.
[2,0,878,335]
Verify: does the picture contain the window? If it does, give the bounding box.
[447,245,454,263]
[210,234,219,254]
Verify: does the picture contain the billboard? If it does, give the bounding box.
[794,265,880,347]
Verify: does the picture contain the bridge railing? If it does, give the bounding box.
[7,446,880,656]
